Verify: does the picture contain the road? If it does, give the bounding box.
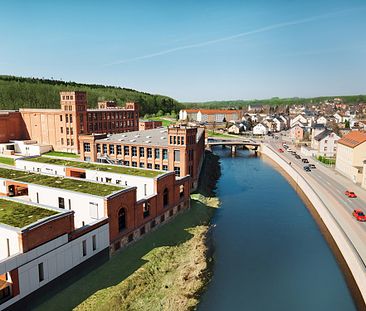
[267,137,366,265]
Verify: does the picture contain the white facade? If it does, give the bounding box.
[316,116,327,125]
[253,123,268,135]
[0,222,109,310]
[16,159,155,200]
[0,141,51,157]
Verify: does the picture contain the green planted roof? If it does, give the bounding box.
[24,157,163,178]
[0,198,59,228]
[0,167,123,196]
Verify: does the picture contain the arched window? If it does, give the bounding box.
[163,188,169,208]
[118,208,126,231]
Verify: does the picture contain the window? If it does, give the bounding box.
[177,136,180,144]
[163,188,169,207]
[155,164,160,170]
[147,148,152,158]
[60,115,63,122]
[109,145,115,154]
[140,226,146,235]
[139,162,145,168]
[66,114,69,123]
[124,161,130,166]
[139,147,145,157]
[69,114,73,123]
[155,149,160,159]
[92,235,97,251]
[124,146,130,156]
[38,263,44,282]
[66,128,69,135]
[143,202,150,218]
[103,144,107,154]
[96,144,101,153]
[163,149,168,160]
[6,238,10,257]
[70,128,74,135]
[60,127,63,134]
[67,139,70,146]
[89,202,99,219]
[174,167,181,177]
[128,234,134,243]
[71,139,74,146]
[117,145,122,155]
[160,214,165,223]
[180,185,184,198]
[61,138,64,145]
[132,147,137,156]
[147,163,152,169]
[151,220,156,228]
[174,150,180,162]
[82,240,87,257]
[169,209,173,217]
[163,165,168,171]
[58,197,65,209]
[68,199,71,210]
[84,143,91,152]
[132,161,137,167]
[181,137,184,145]
[118,208,126,231]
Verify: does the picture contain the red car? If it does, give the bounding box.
[352,209,366,222]
[278,148,284,153]
[345,190,357,198]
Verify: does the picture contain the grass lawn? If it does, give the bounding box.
[44,151,80,158]
[25,157,163,178]
[207,130,236,138]
[32,197,218,311]
[0,156,15,166]
[0,167,123,196]
[0,198,58,228]
[149,116,176,127]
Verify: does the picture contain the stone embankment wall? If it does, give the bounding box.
[261,144,366,307]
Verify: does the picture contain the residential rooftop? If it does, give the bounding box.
[95,126,204,146]
[0,167,123,196]
[0,198,59,228]
[338,131,366,148]
[23,157,164,178]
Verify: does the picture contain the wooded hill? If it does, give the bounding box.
[0,75,181,116]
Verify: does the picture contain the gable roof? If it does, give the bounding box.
[183,109,238,115]
[314,129,333,141]
[338,131,366,148]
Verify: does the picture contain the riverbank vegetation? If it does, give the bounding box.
[33,151,221,311]
[0,75,181,116]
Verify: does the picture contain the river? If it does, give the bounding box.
[198,148,357,311]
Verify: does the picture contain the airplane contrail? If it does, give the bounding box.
[103,7,363,66]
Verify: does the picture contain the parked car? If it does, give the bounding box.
[345,190,357,198]
[295,155,301,159]
[278,148,284,153]
[309,164,316,169]
[352,209,366,222]
[303,166,311,172]
[302,158,309,163]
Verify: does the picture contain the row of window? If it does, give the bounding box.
[169,135,185,145]
[95,144,169,160]
[61,138,74,146]
[88,120,135,132]
[60,127,74,135]
[59,114,73,123]
[87,112,137,121]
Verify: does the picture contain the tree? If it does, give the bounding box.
[345,119,350,129]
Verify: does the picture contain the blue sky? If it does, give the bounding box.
[1,0,365,102]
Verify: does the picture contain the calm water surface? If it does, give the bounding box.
[198,149,356,311]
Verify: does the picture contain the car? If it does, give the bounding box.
[303,166,311,172]
[345,190,357,198]
[302,158,309,163]
[309,164,316,169]
[278,148,284,153]
[287,148,293,152]
[295,154,301,159]
[352,209,366,222]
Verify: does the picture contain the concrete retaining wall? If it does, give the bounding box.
[261,144,366,305]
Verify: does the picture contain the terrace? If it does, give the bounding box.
[0,167,123,197]
[0,198,59,228]
[23,157,163,178]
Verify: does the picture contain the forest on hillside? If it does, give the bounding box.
[0,75,181,115]
[184,95,366,109]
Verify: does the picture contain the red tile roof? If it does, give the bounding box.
[184,109,239,115]
[338,131,366,148]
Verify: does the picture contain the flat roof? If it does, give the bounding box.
[95,127,204,147]
[0,198,59,228]
[23,157,164,178]
[0,167,123,196]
